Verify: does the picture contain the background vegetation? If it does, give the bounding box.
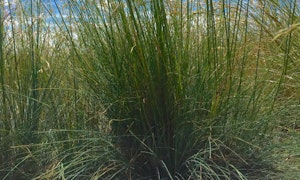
[0,0,299,179]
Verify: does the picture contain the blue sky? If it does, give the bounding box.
[3,0,299,27]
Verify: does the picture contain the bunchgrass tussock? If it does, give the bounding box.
[1,0,299,179]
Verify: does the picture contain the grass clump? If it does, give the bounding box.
[0,0,299,179]
[62,0,287,178]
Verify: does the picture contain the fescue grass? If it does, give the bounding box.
[0,0,299,179]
